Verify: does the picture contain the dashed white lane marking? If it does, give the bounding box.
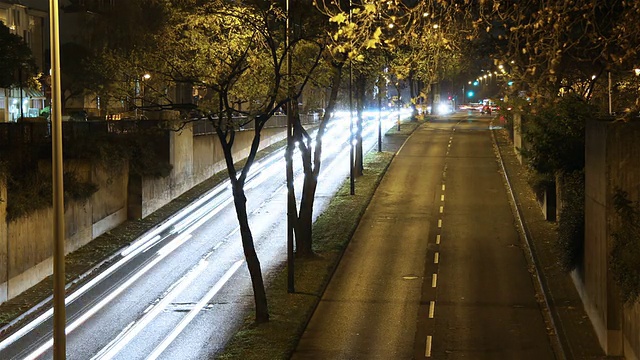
[432,274,438,288]
[441,184,445,191]
[439,206,443,213]
[429,301,435,318]
[425,335,433,357]
[437,219,442,228]
[436,234,440,244]
[434,252,439,264]
[440,194,445,201]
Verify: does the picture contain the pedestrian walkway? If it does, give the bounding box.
[493,128,614,360]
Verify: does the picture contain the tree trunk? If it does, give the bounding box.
[232,183,270,323]
[215,115,269,323]
[294,61,344,257]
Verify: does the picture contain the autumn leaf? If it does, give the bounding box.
[365,38,378,49]
[330,12,347,24]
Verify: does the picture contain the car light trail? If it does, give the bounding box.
[145,259,244,360]
[22,231,194,360]
[91,256,207,360]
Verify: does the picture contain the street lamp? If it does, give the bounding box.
[141,74,150,119]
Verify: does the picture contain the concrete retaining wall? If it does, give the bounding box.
[0,124,287,304]
[583,119,640,357]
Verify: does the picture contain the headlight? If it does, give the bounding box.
[437,103,451,114]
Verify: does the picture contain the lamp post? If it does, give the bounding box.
[349,0,355,195]
[141,73,150,119]
[377,77,382,152]
[19,66,24,120]
[49,0,66,358]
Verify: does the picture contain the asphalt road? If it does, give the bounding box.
[292,113,556,359]
[0,111,402,360]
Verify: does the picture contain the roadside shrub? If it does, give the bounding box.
[7,169,98,221]
[610,188,640,304]
[556,170,585,272]
[521,95,595,176]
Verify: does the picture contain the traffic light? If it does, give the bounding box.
[467,90,474,98]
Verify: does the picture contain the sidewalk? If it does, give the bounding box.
[494,128,615,360]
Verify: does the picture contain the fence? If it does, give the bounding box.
[192,114,320,136]
[0,114,321,149]
[0,120,166,150]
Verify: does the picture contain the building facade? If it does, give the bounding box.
[0,0,47,122]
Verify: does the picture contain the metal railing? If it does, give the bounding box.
[192,114,320,136]
[0,113,322,150]
[0,120,167,150]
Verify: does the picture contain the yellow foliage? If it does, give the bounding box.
[330,13,347,24]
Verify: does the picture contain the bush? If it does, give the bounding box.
[7,170,98,221]
[556,170,585,272]
[521,95,596,175]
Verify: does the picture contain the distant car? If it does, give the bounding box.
[481,105,492,115]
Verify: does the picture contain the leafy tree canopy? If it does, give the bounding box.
[0,22,38,89]
[481,0,640,102]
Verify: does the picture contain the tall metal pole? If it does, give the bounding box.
[285,0,295,293]
[349,0,355,195]
[377,77,382,152]
[349,63,355,195]
[608,71,612,115]
[19,67,24,120]
[50,0,66,358]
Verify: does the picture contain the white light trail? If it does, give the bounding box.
[145,260,244,360]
